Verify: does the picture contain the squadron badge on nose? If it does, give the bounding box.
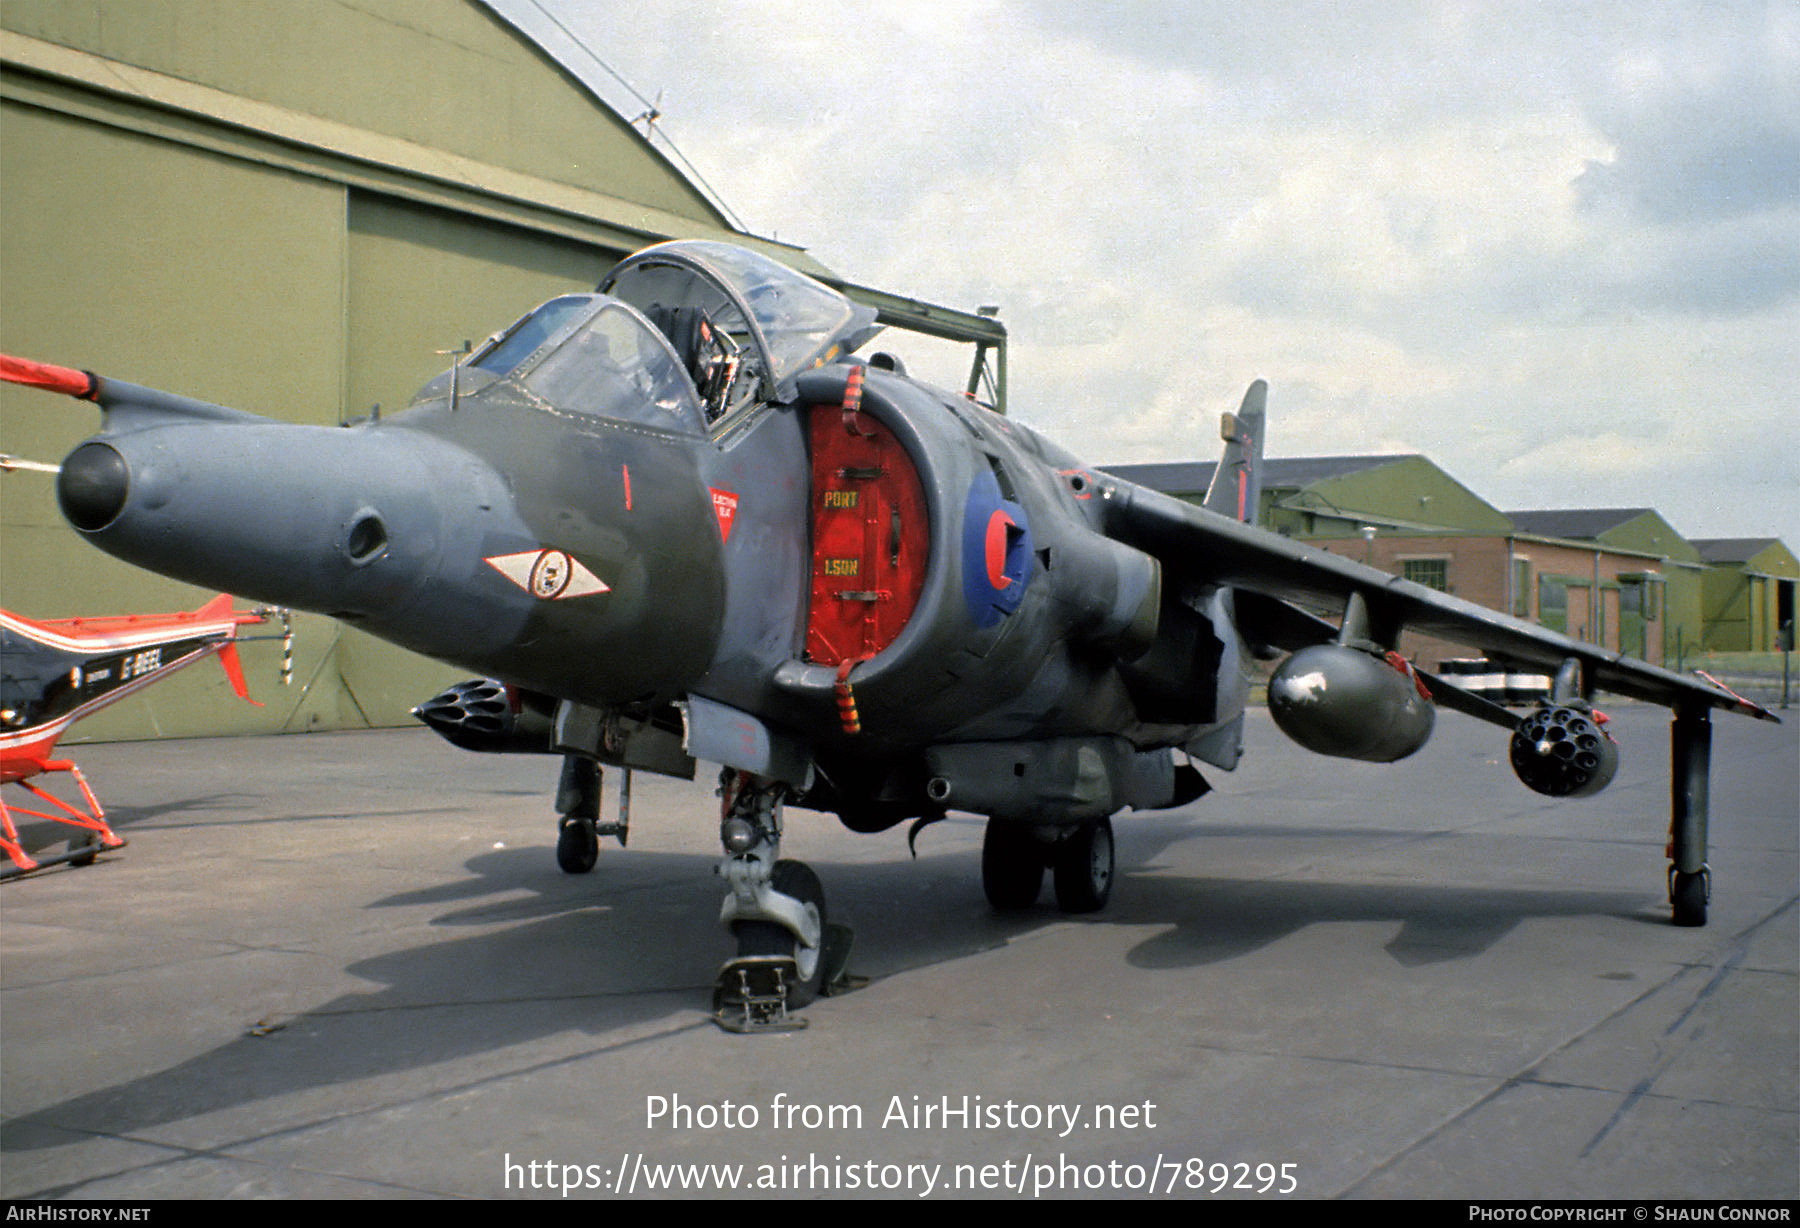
[484,549,609,600]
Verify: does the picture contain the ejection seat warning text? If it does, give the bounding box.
[498,1093,1302,1197]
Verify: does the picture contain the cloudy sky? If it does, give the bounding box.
[523,1,1797,548]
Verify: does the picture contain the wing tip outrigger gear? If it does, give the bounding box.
[1666,702,1713,927]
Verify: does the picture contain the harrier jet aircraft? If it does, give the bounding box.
[3,240,1774,1027]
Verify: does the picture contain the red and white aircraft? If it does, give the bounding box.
[1,595,269,876]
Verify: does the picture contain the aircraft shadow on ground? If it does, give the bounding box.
[1107,872,1649,969]
[0,840,1014,1156]
[1121,808,1658,965]
[3,810,1654,1160]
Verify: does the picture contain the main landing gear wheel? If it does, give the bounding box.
[982,820,1044,910]
[1670,868,1708,927]
[556,817,599,874]
[733,859,828,1007]
[1052,816,1114,913]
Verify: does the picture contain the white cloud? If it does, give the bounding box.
[535,0,1800,547]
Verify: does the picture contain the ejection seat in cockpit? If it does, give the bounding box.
[597,239,883,428]
[640,304,741,424]
[639,306,701,370]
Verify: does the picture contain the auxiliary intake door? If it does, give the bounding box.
[805,402,929,665]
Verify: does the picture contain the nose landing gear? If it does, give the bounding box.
[712,769,853,1032]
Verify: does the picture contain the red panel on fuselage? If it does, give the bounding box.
[805,404,929,665]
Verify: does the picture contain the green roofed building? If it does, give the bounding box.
[1108,454,1511,540]
[1690,538,1799,653]
[1505,509,1707,669]
[1104,458,1691,669]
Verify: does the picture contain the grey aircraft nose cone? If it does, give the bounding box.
[57,440,130,531]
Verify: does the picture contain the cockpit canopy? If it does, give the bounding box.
[423,242,880,432]
[462,294,708,434]
[599,240,882,409]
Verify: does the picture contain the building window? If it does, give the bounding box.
[1619,574,1662,623]
[1618,578,1655,660]
[1402,558,1449,591]
[1512,558,1532,618]
[1540,576,1568,633]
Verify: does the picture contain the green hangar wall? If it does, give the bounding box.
[0,0,801,739]
[1694,539,1800,653]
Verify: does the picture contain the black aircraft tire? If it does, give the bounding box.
[1671,870,1707,927]
[733,859,828,1007]
[1052,816,1114,914]
[556,817,599,874]
[982,820,1044,910]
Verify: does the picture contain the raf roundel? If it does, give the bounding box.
[985,509,1018,590]
[960,469,1032,628]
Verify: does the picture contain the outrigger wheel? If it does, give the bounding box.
[1670,867,1708,928]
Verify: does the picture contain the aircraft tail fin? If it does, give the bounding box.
[181,595,267,705]
[216,640,260,705]
[1202,380,1267,524]
[197,595,266,705]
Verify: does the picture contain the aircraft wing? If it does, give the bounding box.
[1097,478,1778,723]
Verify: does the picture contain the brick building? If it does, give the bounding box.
[1104,458,1685,669]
